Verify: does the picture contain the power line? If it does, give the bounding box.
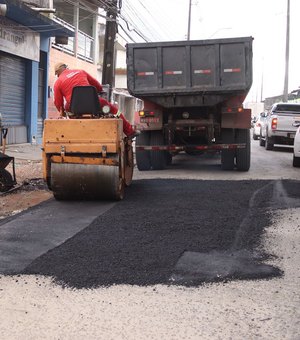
[121,1,163,41]
[135,0,176,40]
[120,0,187,43]
[58,0,151,42]
[118,22,137,43]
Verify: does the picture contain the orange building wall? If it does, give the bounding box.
[48,48,98,118]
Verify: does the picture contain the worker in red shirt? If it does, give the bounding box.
[53,62,136,137]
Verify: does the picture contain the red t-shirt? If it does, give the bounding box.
[54,69,118,113]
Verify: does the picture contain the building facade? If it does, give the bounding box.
[0,0,139,145]
[0,0,73,144]
[47,0,100,118]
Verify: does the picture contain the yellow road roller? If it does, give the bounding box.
[42,86,134,200]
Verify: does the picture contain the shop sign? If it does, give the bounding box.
[0,16,40,61]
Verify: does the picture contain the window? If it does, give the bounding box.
[274,104,300,113]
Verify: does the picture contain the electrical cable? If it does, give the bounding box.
[136,0,177,40]
[120,0,178,42]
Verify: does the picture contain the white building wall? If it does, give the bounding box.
[115,74,127,88]
[244,102,265,118]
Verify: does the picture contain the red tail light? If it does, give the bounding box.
[271,118,278,130]
[224,107,243,113]
[139,110,155,117]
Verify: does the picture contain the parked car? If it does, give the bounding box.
[253,111,267,140]
[293,121,300,167]
[260,103,300,150]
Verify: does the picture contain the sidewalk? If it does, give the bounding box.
[4,143,42,162]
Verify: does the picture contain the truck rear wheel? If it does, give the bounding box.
[150,131,166,170]
[124,140,134,186]
[259,130,265,146]
[265,133,274,150]
[293,154,300,167]
[235,129,250,171]
[165,152,172,165]
[221,129,235,170]
[136,131,151,171]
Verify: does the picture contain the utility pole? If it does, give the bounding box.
[187,0,192,40]
[102,0,119,101]
[260,58,264,102]
[283,0,290,102]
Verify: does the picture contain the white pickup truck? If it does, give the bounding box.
[260,102,300,150]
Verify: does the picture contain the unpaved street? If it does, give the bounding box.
[0,139,299,340]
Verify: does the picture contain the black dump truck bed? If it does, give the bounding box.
[127,37,253,107]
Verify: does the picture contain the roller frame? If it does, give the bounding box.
[42,118,133,200]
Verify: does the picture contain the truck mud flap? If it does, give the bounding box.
[221,129,235,170]
[235,129,251,171]
[135,131,151,171]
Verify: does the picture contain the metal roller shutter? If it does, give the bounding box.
[37,67,45,140]
[0,52,26,143]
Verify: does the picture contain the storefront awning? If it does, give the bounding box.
[0,0,74,39]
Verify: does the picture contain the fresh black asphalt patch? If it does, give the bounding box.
[19,179,296,289]
[0,200,115,274]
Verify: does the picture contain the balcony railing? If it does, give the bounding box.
[51,16,94,63]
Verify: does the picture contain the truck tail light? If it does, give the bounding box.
[139,110,155,117]
[224,107,243,113]
[271,118,278,130]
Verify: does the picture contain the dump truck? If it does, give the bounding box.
[42,86,134,200]
[126,37,253,171]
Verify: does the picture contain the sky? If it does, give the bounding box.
[121,0,300,103]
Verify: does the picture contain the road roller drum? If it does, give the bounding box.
[51,163,123,200]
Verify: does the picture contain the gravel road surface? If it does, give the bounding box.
[0,205,299,340]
